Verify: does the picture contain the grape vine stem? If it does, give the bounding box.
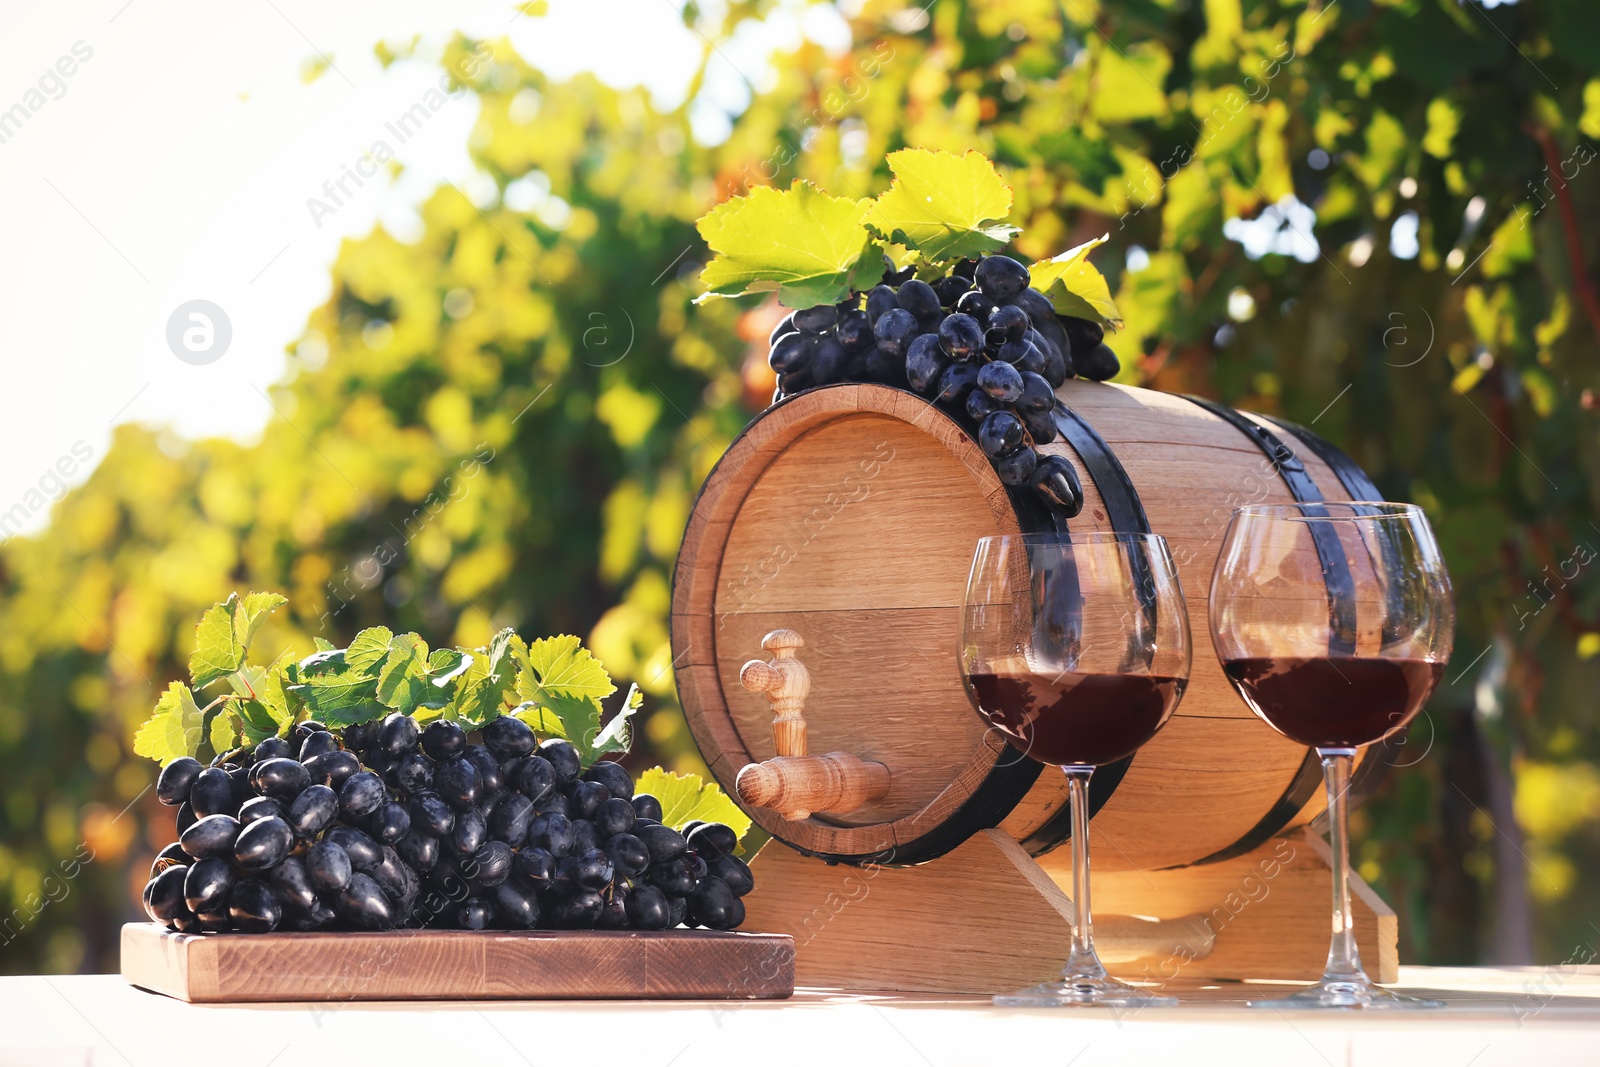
[1527,124,1600,348]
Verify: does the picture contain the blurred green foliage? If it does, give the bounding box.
[3,1,1597,973]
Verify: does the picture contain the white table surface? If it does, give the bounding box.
[4,968,1599,1067]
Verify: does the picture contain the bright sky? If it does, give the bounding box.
[0,0,846,539]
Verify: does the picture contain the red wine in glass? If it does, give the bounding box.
[1220,657,1443,749]
[966,670,1185,767]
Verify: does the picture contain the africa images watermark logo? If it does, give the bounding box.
[166,300,232,365]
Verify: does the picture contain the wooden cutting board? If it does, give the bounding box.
[121,922,794,1002]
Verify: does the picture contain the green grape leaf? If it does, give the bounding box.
[313,637,337,652]
[520,635,617,705]
[256,649,299,728]
[234,591,287,650]
[189,595,246,689]
[427,648,473,688]
[450,629,519,727]
[284,651,384,726]
[696,181,885,309]
[133,682,206,763]
[1030,234,1124,328]
[584,683,641,764]
[344,626,395,674]
[510,700,567,738]
[208,708,239,756]
[864,149,1021,263]
[634,768,752,843]
[376,632,431,712]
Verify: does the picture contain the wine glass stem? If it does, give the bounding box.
[1317,747,1366,984]
[1061,765,1104,979]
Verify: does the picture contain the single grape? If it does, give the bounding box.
[539,739,582,786]
[393,752,435,795]
[143,865,189,922]
[512,846,557,892]
[482,716,536,760]
[238,796,284,826]
[494,881,540,929]
[303,750,361,790]
[711,854,755,897]
[1010,287,1058,329]
[462,745,503,794]
[605,832,651,879]
[583,761,633,801]
[594,797,636,839]
[1078,343,1121,381]
[290,719,329,743]
[369,714,414,761]
[979,411,1025,458]
[637,823,689,864]
[1017,371,1056,414]
[905,334,948,395]
[151,841,189,878]
[180,814,240,860]
[688,876,740,930]
[325,825,383,872]
[976,255,1030,300]
[228,880,283,934]
[686,823,738,861]
[395,828,441,872]
[269,856,318,914]
[298,730,339,762]
[255,736,294,762]
[537,790,571,818]
[864,284,898,325]
[955,288,997,324]
[420,719,467,761]
[570,848,615,891]
[597,886,630,929]
[666,894,689,929]
[547,889,605,930]
[625,884,671,930]
[188,767,235,818]
[281,785,332,838]
[768,331,815,375]
[793,304,838,333]
[834,309,874,354]
[409,792,456,837]
[895,278,942,326]
[681,820,705,837]
[995,446,1039,486]
[339,770,387,819]
[872,308,918,357]
[937,313,985,361]
[342,722,378,752]
[631,794,664,822]
[511,755,555,804]
[250,757,311,802]
[1021,407,1059,446]
[449,806,488,857]
[367,800,412,845]
[988,304,1030,344]
[769,312,798,346]
[366,845,407,900]
[648,855,698,897]
[490,792,535,847]
[931,362,981,406]
[234,816,294,871]
[433,757,481,811]
[977,360,1025,403]
[337,873,395,930]
[175,801,197,836]
[183,856,236,914]
[468,840,514,888]
[156,757,203,807]
[932,274,972,308]
[1061,316,1105,353]
[526,812,576,858]
[1032,454,1085,516]
[305,839,353,893]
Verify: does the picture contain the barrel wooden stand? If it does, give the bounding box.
[675,381,1404,992]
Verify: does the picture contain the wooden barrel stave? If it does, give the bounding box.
[672,381,1374,870]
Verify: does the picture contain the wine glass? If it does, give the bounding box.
[961,532,1191,1007]
[1210,502,1453,1010]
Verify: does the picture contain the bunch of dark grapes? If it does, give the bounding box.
[142,714,752,935]
[768,254,1120,517]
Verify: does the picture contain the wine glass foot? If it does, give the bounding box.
[1248,975,1444,1010]
[995,973,1177,1009]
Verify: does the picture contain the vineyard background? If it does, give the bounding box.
[3,0,1598,974]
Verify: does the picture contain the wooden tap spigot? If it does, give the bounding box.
[736,629,891,821]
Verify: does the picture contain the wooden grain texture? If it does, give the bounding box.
[738,830,1215,995]
[675,382,1382,870]
[121,925,795,1003]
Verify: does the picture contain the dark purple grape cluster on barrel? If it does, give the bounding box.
[768,253,1119,519]
[142,714,751,934]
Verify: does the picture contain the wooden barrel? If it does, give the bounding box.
[671,382,1383,870]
